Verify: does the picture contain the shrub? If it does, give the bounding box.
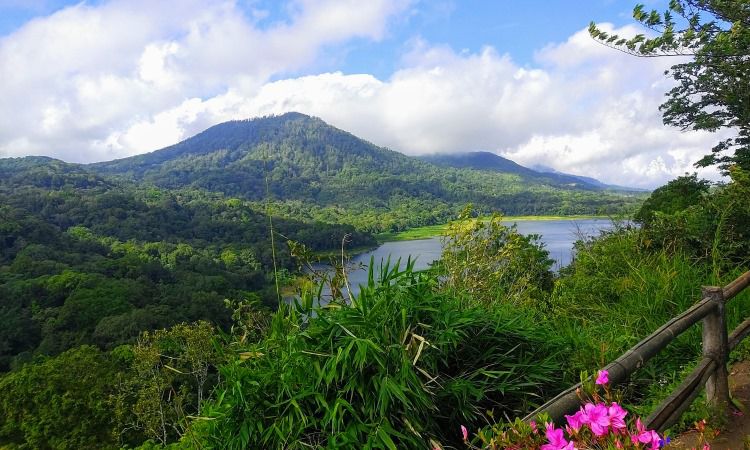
[440,208,554,307]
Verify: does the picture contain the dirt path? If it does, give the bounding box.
[668,361,750,449]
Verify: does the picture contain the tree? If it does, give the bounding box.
[114,322,222,447]
[633,173,710,225]
[590,1,750,172]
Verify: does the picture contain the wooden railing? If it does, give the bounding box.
[524,270,750,432]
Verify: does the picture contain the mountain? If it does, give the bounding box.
[0,114,642,379]
[90,113,643,232]
[91,112,427,200]
[530,163,647,192]
[419,152,604,189]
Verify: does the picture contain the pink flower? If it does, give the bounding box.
[581,403,610,436]
[564,410,585,432]
[541,423,576,450]
[631,418,661,450]
[460,425,468,441]
[530,420,538,433]
[607,402,628,430]
[595,370,609,385]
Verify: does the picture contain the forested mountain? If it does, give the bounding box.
[0,156,374,370]
[419,151,608,189]
[91,112,644,232]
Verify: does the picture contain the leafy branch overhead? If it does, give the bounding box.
[589,0,750,172]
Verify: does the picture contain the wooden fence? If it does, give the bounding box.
[523,270,750,432]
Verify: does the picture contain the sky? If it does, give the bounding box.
[0,0,724,188]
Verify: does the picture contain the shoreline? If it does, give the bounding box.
[314,244,380,260]
[376,215,616,242]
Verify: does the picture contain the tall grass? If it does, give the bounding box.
[551,228,708,372]
[201,260,565,449]
[548,226,750,426]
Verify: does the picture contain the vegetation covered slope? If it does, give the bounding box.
[91,113,643,232]
[0,156,374,370]
[1,163,748,449]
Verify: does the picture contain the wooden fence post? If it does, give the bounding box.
[701,286,730,416]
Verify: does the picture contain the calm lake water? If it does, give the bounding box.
[315,218,616,299]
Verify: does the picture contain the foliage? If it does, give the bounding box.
[590,1,750,172]
[113,322,224,447]
[224,296,272,346]
[550,226,709,375]
[638,168,750,266]
[0,346,122,449]
[200,263,565,449]
[548,192,750,423]
[440,207,554,306]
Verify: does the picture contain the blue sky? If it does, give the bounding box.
[282,0,666,79]
[0,1,667,75]
[0,0,718,188]
[0,1,662,67]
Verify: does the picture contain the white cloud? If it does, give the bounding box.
[0,6,725,188]
[0,0,411,162]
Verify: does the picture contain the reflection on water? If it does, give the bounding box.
[313,218,617,300]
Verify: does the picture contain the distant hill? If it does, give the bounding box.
[530,164,647,192]
[0,156,112,191]
[419,152,604,190]
[89,112,643,232]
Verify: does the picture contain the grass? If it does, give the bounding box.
[377,215,612,242]
[377,224,447,242]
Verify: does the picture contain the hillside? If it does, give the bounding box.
[420,151,615,190]
[91,113,644,232]
[0,156,375,369]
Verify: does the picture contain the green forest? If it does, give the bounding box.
[0,157,374,371]
[1,0,749,448]
[1,166,748,449]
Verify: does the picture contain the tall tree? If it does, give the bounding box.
[590,1,750,172]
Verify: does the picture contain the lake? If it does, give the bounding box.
[314,218,617,299]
